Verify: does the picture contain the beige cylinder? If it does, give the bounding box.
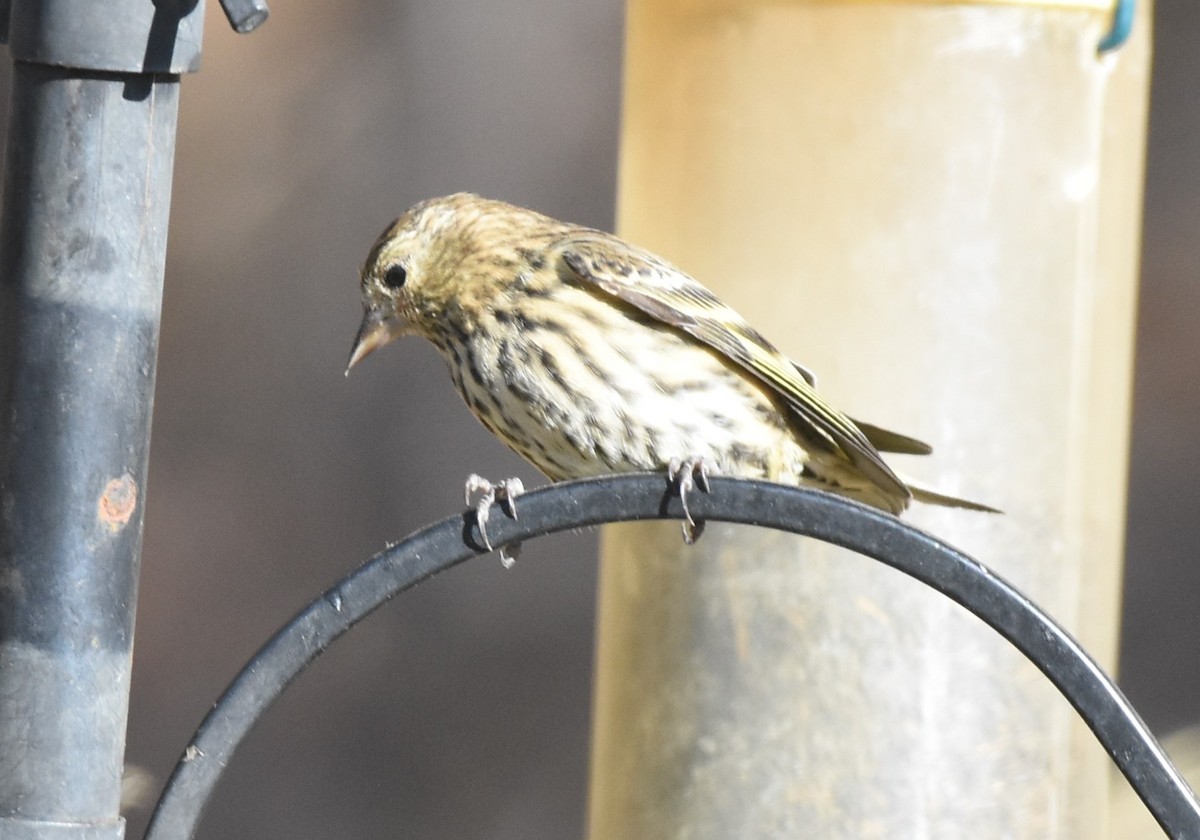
[588,1,1150,838]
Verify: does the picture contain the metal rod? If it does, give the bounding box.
[0,0,220,820]
[143,476,1199,840]
[0,56,182,840]
[0,0,266,834]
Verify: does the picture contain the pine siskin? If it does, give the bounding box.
[348,193,995,546]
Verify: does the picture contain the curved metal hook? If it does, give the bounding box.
[143,474,1199,839]
[1098,0,1135,53]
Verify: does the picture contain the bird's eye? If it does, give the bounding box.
[383,264,408,289]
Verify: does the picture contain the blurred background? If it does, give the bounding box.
[2,1,1196,837]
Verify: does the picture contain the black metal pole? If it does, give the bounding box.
[0,64,178,840]
[0,1,261,838]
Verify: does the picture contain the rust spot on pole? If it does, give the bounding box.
[98,474,137,532]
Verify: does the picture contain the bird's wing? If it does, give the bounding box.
[556,233,910,503]
[851,420,933,455]
[790,361,817,388]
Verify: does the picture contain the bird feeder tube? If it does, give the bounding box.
[589,1,1150,837]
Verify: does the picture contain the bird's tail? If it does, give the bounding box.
[903,477,1000,513]
[839,419,1000,513]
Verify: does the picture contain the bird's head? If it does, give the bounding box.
[347,193,567,374]
[347,194,482,373]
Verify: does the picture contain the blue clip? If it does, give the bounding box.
[1098,0,1135,53]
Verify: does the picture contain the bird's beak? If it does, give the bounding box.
[346,307,407,375]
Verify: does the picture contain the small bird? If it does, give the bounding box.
[348,193,995,553]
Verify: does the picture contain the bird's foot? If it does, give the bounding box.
[667,457,714,545]
[464,474,525,567]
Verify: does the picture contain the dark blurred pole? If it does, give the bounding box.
[0,2,206,839]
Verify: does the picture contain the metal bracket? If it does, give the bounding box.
[217,0,269,34]
[0,0,266,62]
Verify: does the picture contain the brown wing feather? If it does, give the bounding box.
[555,233,911,504]
[851,420,933,456]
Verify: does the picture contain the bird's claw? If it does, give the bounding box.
[668,457,713,544]
[464,474,525,567]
